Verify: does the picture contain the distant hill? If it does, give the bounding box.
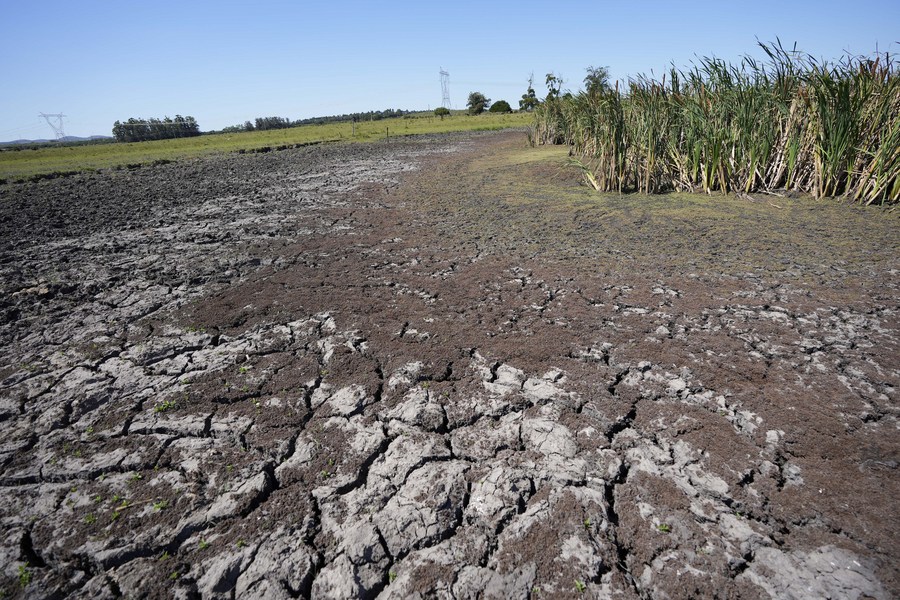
[0,135,112,146]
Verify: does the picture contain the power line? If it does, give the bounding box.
[0,123,46,136]
[453,80,524,87]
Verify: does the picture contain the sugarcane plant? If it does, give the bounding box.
[531,41,900,204]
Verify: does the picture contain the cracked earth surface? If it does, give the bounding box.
[1,130,898,599]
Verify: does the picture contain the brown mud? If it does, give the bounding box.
[0,130,898,598]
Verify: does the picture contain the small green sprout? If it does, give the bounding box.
[159,551,170,561]
[154,399,177,413]
[199,539,210,550]
[18,564,31,588]
[656,523,672,533]
[153,500,169,511]
[388,571,397,583]
[84,513,97,524]
[236,539,247,548]
[574,579,586,593]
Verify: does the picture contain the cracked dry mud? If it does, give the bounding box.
[1,130,898,599]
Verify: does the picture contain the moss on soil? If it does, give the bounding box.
[413,137,899,283]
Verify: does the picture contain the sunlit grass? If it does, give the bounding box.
[0,112,530,181]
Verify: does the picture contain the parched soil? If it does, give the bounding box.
[1,130,898,599]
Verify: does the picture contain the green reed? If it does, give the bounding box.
[532,42,900,204]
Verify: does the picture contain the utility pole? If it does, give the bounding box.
[439,68,451,109]
[38,112,67,140]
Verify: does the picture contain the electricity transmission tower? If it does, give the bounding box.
[439,68,451,109]
[38,112,67,140]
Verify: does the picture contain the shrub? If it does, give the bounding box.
[489,100,512,113]
[467,92,491,115]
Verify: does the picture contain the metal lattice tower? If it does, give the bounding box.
[38,112,66,140]
[439,68,451,109]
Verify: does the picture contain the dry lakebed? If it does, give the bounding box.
[0,130,897,599]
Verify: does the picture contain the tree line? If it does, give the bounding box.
[296,108,408,125]
[112,116,200,143]
[217,109,410,133]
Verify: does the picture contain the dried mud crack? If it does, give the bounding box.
[1,131,898,599]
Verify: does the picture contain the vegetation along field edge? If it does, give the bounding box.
[0,112,530,182]
[533,42,900,205]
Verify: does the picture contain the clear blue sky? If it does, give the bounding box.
[2,0,898,140]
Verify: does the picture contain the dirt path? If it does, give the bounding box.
[1,131,898,598]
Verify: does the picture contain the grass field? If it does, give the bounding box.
[0,112,530,182]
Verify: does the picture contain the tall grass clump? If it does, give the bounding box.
[532,41,900,204]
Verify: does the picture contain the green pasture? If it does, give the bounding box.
[0,112,530,181]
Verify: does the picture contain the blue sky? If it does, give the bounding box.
[2,0,898,140]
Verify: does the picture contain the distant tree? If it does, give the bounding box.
[292,108,408,126]
[112,115,200,142]
[209,109,412,134]
[434,107,451,119]
[254,116,292,131]
[519,74,539,111]
[219,121,255,134]
[584,65,611,95]
[489,100,512,113]
[545,72,563,101]
[466,92,491,115]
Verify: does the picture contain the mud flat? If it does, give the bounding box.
[1,131,898,598]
